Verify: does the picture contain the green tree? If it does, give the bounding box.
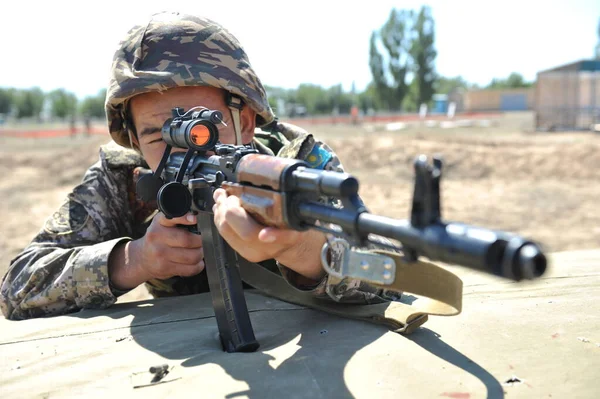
[357,83,383,113]
[505,72,529,88]
[49,88,78,118]
[264,85,290,115]
[294,84,329,114]
[403,78,420,112]
[267,95,278,115]
[369,9,413,110]
[0,87,15,114]
[369,32,392,109]
[328,84,353,114]
[265,83,370,116]
[409,6,437,106]
[434,76,470,94]
[79,89,107,118]
[487,72,532,89]
[15,87,45,119]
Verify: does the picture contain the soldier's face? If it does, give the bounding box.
[129,86,256,171]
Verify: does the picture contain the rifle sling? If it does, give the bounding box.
[238,251,463,335]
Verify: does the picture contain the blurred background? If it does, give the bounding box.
[1,0,599,276]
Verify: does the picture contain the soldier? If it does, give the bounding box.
[84,114,91,137]
[1,12,398,320]
[69,114,77,138]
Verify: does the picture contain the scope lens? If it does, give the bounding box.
[189,123,212,147]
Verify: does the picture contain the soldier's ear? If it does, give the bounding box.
[241,107,257,144]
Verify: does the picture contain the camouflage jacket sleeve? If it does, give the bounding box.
[0,142,150,320]
[267,122,402,305]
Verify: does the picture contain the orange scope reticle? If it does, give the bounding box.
[190,124,211,146]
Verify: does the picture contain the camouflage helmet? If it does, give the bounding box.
[105,12,275,148]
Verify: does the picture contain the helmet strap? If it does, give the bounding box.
[127,129,139,151]
[123,103,142,152]
[227,94,244,145]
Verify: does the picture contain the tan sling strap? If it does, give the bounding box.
[238,251,463,335]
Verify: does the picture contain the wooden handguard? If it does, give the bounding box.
[221,183,288,229]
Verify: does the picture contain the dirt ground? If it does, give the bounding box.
[1,112,598,281]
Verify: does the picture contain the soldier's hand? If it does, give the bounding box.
[212,188,326,281]
[131,212,205,280]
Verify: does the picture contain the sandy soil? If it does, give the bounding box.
[1,113,598,284]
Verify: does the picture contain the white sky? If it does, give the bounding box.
[0,0,598,99]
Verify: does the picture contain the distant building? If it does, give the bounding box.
[535,59,600,131]
[463,88,534,112]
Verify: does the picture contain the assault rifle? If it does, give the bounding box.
[136,106,547,353]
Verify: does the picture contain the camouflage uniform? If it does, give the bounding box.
[0,12,399,320]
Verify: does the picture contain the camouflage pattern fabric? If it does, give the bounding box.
[106,11,275,148]
[0,128,397,320]
[0,142,151,319]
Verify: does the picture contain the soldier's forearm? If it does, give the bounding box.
[108,240,151,291]
[274,230,327,282]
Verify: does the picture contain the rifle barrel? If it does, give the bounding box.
[297,202,547,281]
